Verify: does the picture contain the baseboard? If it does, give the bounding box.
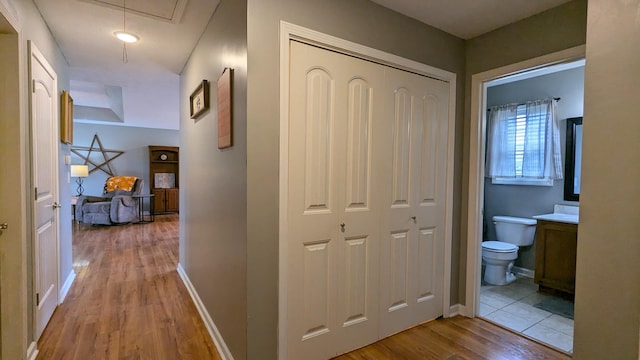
[448,304,467,317]
[59,269,76,303]
[26,341,39,360]
[512,266,535,278]
[177,263,234,360]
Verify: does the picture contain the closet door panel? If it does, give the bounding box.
[288,42,340,360]
[333,53,384,359]
[304,68,334,212]
[391,88,412,207]
[288,40,383,359]
[345,78,372,211]
[380,68,449,337]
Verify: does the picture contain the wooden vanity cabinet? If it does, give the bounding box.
[534,220,577,296]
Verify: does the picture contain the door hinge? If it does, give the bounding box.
[35,187,38,200]
[32,79,36,93]
[36,293,40,306]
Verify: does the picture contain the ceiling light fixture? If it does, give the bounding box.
[114,31,139,43]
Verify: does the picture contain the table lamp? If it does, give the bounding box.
[70,165,89,196]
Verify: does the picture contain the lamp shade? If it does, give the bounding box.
[70,165,89,178]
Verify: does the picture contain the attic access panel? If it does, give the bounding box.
[81,0,187,23]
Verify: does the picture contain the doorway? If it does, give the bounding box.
[0,5,29,359]
[466,46,585,354]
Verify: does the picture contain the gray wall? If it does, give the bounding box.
[463,0,588,302]
[179,0,247,358]
[573,0,640,357]
[246,0,465,357]
[484,66,584,270]
[70,123,179,200]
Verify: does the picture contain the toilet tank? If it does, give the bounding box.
[493,216,537,246]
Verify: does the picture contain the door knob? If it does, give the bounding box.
[0,223,7,230]
[411,216,417,223]
[52,202,61,209]
[340,223,346,232]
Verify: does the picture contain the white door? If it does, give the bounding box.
[287,41,385,359]
[379,68,449,337]
[30,42,60,339]
[287,40,450,358]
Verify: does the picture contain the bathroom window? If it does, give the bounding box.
[485,98,563,186]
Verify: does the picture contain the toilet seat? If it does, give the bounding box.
[482,241,517,252]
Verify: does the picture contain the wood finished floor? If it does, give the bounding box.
[38,215,570,360]
[37,214,221,360]
[334,316,571,360]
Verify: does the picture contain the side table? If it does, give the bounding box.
[71,196,78,222]
[133,194,155,223]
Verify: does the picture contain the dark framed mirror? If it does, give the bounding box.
[564,117,582,201]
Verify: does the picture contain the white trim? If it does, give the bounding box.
[491,177,554,186]
[176,263,234,360]
[278,21,457,358]
[26,341,39,360]
[58,270,76,302]
[448,304,467,317]
[512,266,535,279]
[465,45,586,318]
[277,22,291,360]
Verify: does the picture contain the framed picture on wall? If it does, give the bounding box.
[217,68,233,149]
[189,80,209,119]
[60,90,73,144]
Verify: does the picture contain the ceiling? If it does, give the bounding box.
[34,0,570,130]
[34,0,219,130]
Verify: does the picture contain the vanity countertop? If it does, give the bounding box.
[532,204,579,224]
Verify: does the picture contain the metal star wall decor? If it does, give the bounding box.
[71,133,125,176]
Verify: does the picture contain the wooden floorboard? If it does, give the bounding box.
[38,215,571,359]
[37,215,221,360]
[334,316,571,360]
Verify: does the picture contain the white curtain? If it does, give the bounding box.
[485,98,563,180]
[485,104,519,178]
[522,99,563,179]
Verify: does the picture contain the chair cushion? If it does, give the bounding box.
[83,201,111,215]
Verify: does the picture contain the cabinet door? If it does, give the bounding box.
[535,221,577,294]
[152,189,166,213]
[165,188,179,212]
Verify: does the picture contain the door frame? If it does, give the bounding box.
[464,45,586,317]
[0,1,31,358]
[278,21,457,358]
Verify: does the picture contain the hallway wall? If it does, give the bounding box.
[179,0,248,358]
[574,0,640,357]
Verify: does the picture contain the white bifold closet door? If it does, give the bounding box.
[286,40,449,359]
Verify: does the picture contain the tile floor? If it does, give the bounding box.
[479,276,574,354]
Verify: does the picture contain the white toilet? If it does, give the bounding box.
[482,216,537,285]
